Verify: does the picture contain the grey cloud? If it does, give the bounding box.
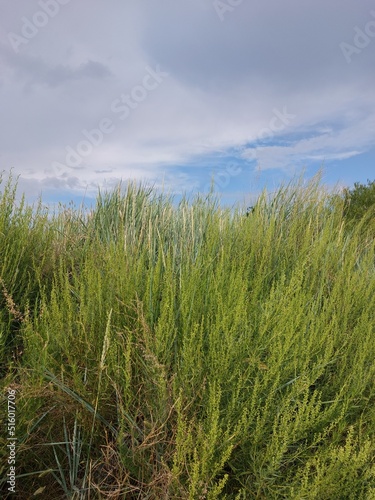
[40,59,112,88]
[42,175,80,190]
[138,1,375,93]
[14,174,95,204]
[77,60,112,80]
[0,0,374,203]
[0,44,112,88]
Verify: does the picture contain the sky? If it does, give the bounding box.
[0,0,374,209]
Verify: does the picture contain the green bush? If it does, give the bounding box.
[343,179,375,232]
[1,173,374,498]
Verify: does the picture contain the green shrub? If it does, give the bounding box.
[343,179,375,233]
[1,173,374,498]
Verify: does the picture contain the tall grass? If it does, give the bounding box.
[0,173,374,498]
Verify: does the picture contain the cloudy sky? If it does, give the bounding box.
[1,0,374,207]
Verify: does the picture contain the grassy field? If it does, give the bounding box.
[0,172,374,499]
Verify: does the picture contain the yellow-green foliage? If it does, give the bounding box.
[0,173,374,498]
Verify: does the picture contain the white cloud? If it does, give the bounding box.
[0,0,374,201]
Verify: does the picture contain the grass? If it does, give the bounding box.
[0,171,374,498]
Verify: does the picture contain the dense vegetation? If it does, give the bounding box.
[0,172,374,499]
[343,179,375,231]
